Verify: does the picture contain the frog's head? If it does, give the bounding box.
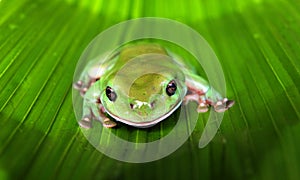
[99,53,187,127]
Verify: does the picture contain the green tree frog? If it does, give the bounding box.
[73,43,234,128]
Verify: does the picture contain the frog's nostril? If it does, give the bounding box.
[130,103,134,109]
[150,101,155,109]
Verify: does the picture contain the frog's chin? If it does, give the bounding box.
[105,101,182,128]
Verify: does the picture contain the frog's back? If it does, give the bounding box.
[100,43,184,90]
[117,43,168,65]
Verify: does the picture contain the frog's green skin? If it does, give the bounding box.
[74,44,234,128]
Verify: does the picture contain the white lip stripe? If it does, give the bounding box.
[105,100,182,128]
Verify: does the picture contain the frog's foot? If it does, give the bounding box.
[79,116,92,129]
[73,66,102,96]
[197,102,209,113]
[214,98,235,112]
[73,81,89,97]
[103,118,117,128]
[73,80,83,90]
[184,94,209,112]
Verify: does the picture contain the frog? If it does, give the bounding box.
[73,43,235,128]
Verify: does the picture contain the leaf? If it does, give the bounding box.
[0,0,299,179]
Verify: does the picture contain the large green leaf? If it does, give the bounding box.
[0,0,299,179]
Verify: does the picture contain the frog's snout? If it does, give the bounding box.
[129,100,155,116]
[129,101,155,109]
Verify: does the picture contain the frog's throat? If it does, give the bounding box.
[104,100,182,128]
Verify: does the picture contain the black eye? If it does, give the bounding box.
[166,80,177,96]
[106,86,117,102]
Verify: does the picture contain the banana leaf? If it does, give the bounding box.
[0,0,299,179]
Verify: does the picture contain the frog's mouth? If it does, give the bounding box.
[104,100,182,128]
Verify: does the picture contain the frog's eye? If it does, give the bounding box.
[106,86,117,102]
[166,80,177,96]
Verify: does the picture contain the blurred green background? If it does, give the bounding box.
[0,0,299,179]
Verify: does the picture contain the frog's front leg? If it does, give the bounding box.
[184,87,209,112]
[184,73,234,113]
[73,62,108,96]
[80,82,117,128]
